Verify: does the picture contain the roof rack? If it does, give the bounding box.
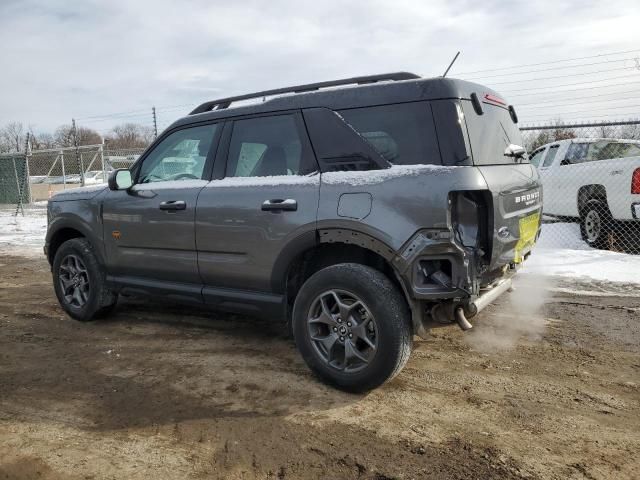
[189,72,420,115]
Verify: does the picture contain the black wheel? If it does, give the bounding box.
[292,263,412,392]
[580,200,613,249]
[52,238,117,321]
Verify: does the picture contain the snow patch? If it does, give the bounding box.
[322,164,459,186]
[207,174,320,187]
[522,222,640,285]
[0,206,47,257]
[51,184,107,197]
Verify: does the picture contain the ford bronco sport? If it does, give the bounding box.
[46,72,541,392]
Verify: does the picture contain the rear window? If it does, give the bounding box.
[565,141,640,164]
[338,102,441,165]
[461,101,525,165]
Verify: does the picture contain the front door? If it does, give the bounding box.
[196,112,320,301]
[103,123,221,286]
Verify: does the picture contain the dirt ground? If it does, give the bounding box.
[0,255,638,480]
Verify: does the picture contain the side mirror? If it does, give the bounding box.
[504,144,526,158]
[108,169,133,191]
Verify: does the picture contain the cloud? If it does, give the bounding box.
[1,0,639,133]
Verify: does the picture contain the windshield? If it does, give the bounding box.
[461,100,525,165]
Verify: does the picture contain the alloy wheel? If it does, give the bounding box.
[306,289,378,373]
[59,254,90,308]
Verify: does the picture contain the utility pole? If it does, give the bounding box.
[13,132,30,217]
[152,106,158,138]
[72,119,85,186]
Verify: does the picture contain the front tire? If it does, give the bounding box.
[52,238,117,321]
[292,263,412,392]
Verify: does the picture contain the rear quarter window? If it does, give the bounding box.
[338,102,442,165]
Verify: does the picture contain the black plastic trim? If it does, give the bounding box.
[190,72,420,114]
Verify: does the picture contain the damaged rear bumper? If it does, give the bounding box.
[393,229,527,338]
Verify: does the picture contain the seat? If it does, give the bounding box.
[254,146,287,176]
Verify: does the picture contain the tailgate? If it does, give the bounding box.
[478,164,542,268]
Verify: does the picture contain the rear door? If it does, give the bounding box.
[195,112,320,309]
[102,123,221,288]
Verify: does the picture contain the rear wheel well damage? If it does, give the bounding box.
[48,227,85,265]
[284,236,414,334]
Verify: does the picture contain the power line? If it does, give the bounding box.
[76,103,193,122]
[496,73,640,92]
[465,57,637,80]
[452,49,640,75]
[79,112,155,125]
[522,104,640,119]
[485,66,636,86]
[76,107,152,121]
[517,90,640,107]
[522,113,640,123]
[502,80,640,97]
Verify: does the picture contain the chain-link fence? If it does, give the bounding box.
[521,120,640,254]
[2,119,639,256]
[0,153,29,206]
[24,144,145,202]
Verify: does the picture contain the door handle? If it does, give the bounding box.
[159,200,186,211]
[261,198,297,212]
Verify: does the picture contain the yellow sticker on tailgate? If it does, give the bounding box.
[514,212,540,263]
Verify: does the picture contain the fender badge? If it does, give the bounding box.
[112,230,121,240]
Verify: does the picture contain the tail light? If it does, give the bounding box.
[632,168,640,194]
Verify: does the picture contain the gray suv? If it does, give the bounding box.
[45,72,541,391]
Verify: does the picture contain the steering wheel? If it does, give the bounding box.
[172,173,199,180]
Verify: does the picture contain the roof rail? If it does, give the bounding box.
[189,72,420,115]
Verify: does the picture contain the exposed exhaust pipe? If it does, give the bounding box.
[455,278,513,331]
[455,307,473,331]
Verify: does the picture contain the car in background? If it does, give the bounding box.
[30,175,48,184]
[42,174,82,185]
[530,138,640,250]
[83,170,108,184]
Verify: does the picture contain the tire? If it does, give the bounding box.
[292,263,412,392]
[52,238,117,321]
[580,200,613,250]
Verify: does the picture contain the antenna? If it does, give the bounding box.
[442,51,461,78]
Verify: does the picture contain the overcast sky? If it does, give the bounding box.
[1,0,640,133]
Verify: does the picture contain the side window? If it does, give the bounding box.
[590,141,640,161]
[226,114,312,177]
[563,143,589,165]
[138,124,218,183]
[339,102,442,165]
[541,145,559,167]
[529,148,546,167]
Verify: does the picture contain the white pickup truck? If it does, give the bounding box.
[530,138,640,250]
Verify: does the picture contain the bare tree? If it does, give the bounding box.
[619,124,640,140]
[27,126,57,150]
[54,124,102,147]
[525,124,577,151]
[104,123,154,149]
[0,121,25,153]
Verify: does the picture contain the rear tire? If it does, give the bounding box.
[292,263,412,392]
[52,238,117,321]
[580,200,613,250]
